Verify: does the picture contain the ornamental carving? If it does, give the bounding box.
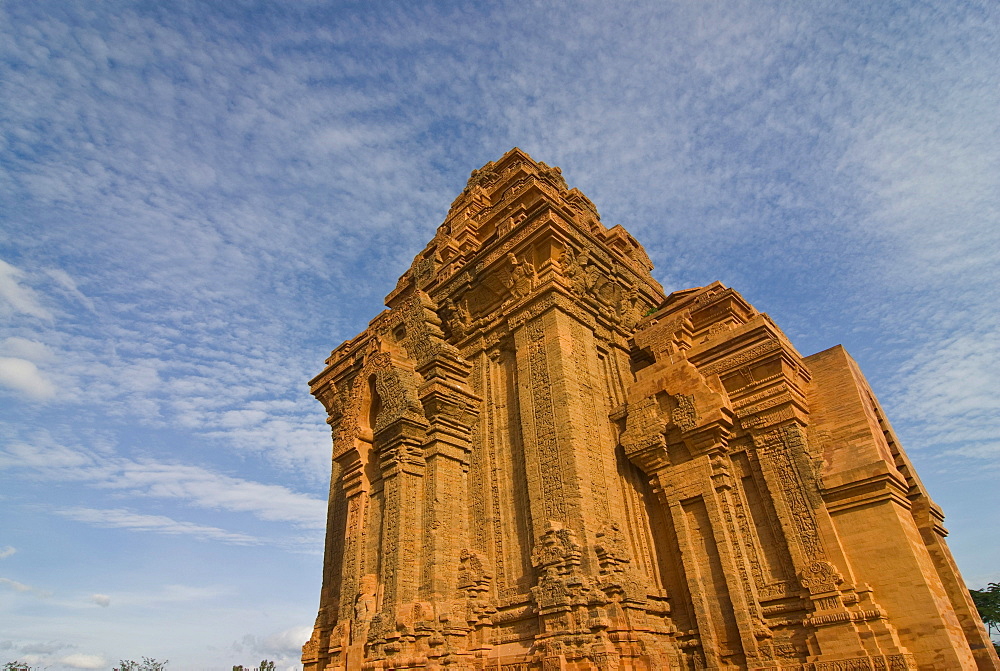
[531,523,583,575]
[506,252,536,300]
[798,560,843,594]
[594,523,630,574]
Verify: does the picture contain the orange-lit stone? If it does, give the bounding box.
[304,149,998,670]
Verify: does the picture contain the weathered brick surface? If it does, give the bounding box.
[303,149,999,670]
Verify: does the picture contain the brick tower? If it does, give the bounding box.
[303,149,998,670]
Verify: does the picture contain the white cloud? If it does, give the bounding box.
[263,625,312,653]
[0,357,57,400]
[0,546,16,559]
[0,576,50,598]
[0,438,326,529]
[218,409,268,429]
[886,323,1000,460]
[0,577,33,592]
[89,593,111,607]
[107,462,326,527]
[233,625,312,670]
[18,641,71,654]
[0,283,330,475]
[107,582,229,607]
[0,260,52,320]
[59,653,107,669]
[44,268,96,312]
[0,337,54,362]
[57,507,260,545]
[151,583,228,603]
[0,642,103,671]
[0,438,98,473]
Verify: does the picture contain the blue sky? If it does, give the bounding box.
[1,1,998,668]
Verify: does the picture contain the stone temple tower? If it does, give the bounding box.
[303,149,998,670]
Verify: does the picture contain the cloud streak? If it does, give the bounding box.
[0,357,57,400]
[0,260,52,320]
[57,507,260,545]
[58,654,107,670]
[0,576,51,598]
[1,437,326,529]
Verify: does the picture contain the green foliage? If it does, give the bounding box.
[970,582,1000,638]
[114,658,168,671]
[233,661,275,671]
[4,662,37,671]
